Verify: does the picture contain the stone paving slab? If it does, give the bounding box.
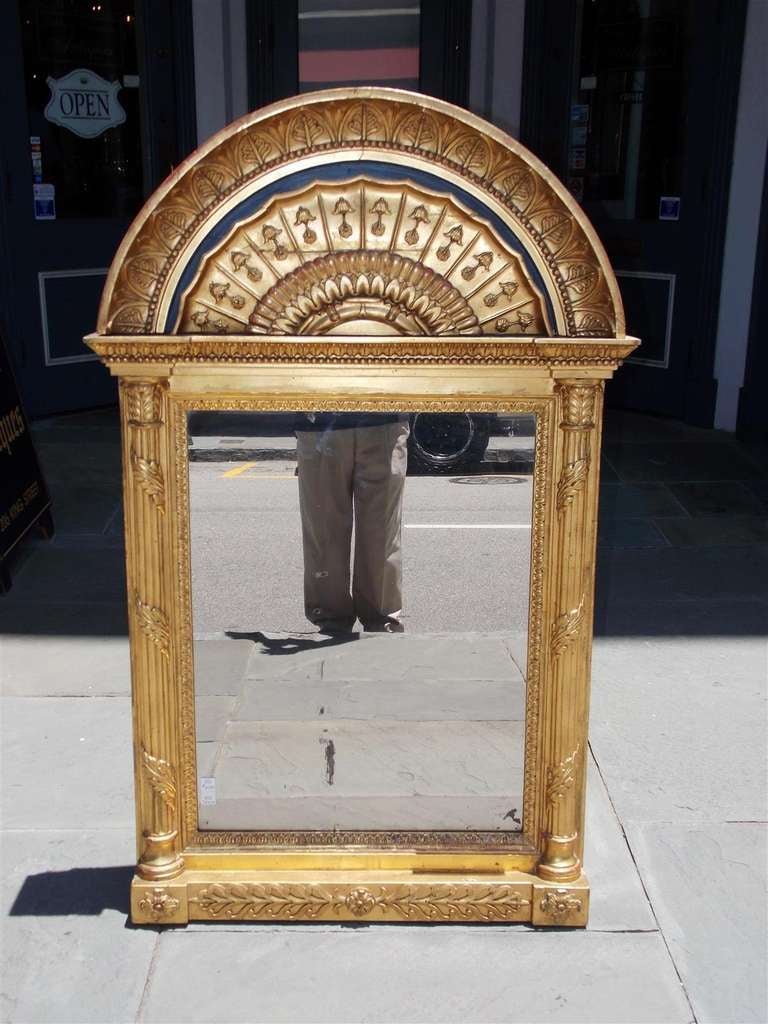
[602,410,726,444]
[245,633,527,683]
[0,635,130,696]
[668,480,767,517]
[192,636,256,695]
[604,440,765,482]
[234,674,525,721]
[583,756,656,932]
[195,695,237,741]
[598,481,687,518]
[597,518,669,549]
[593,595,768,638]
[210,719,524,798]
[139,929,692,1024]
[1,829,153,1024]
[0,600,128,638]
[1,697,134,829]
[39,482,122,536]
[596,545,768,604]
[654,515,768,547]
[34,440,122,490]
[625,821,767,1024]
[589,637,767,823]
[198,793,524,831]
[0,546,127,607]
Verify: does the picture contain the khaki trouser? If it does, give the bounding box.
[296,420,409,631]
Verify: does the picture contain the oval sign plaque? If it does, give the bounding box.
[44,68,126,139]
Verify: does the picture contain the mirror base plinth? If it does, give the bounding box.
[131,878,189,925]
[129,870,589,927]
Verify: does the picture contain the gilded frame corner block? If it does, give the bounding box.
[88,88,637,927]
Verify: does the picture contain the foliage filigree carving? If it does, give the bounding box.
[556,456,589,514]
[559,384,597,428]
[141,747,177,813]
[135,595,170,657]
[124,383,163,426]
[190,883,531,922]
[546,744,581,804]
[247,251,481,336]
[551,598,585,659]
[98,94,622,338]
[131,451,165,512]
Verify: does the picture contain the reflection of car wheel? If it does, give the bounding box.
[407,413,491,474]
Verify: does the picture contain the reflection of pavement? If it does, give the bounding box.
[189,463,535,634]
[194,630,526,831]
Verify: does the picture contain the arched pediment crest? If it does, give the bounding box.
[98,89,625,339]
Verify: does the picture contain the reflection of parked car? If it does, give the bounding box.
[407,412,492,473]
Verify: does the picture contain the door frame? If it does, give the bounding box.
[245,0,471,110]
[520,0,747,426]
[0,0,197,416]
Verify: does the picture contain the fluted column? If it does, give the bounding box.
[120,378,183,881]
[538,380,603,882]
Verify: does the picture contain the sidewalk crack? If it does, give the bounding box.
[589,742,699,1023]
[134,930,162,1023]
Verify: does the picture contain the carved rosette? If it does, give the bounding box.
[137,887,181,922]
[188,882,532,923]
[538,381,602,882]
[120,379,183,881]
[536,888,585,925]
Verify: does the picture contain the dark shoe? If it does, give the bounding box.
[316,618,356,635]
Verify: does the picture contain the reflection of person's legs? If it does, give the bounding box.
[297,429,355,631]
[352,419,409,631]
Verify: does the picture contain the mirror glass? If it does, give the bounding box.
[188,409,536,833]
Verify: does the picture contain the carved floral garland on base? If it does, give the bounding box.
[189,883,532,922]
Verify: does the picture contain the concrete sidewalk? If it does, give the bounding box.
[1,407,766,1024]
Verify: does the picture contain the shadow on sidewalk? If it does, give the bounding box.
[225,630,360,654]
[8,865,133,917]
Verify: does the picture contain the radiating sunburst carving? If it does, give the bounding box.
[177,179,551,336]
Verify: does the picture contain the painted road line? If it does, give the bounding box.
[404,524,531,529]
[222,462,257,478]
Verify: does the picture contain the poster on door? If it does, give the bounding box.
[0,333,51,566]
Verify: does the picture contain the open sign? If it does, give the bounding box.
[45,68,126,139]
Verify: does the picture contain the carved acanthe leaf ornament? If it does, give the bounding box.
[125,383,162,426]
[141,747,177,813]
[193,883,335,920]
[560,384,597,428]
[556,456,589,514]
[98,92,625,338]
[546,744,581,804]
[551,598,585,659]
[135,595,170,657]
[190,883,532,922]
[131,451,165,512]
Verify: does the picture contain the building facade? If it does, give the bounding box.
[0,0,765,434]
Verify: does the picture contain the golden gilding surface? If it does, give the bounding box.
[88,89,638,926]
[97,89,624,339]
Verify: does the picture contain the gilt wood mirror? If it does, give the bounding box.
[87,89,637,926]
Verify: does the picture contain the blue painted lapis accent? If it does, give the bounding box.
[166,160,554,331]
